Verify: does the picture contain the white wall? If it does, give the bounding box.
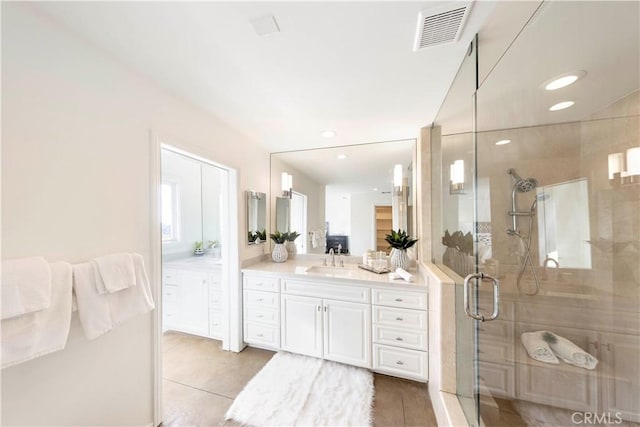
[1,3,269,426]
[350,192,392,256]
[325,186,351,236]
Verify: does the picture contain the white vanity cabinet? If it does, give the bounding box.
[162,263,223,340]
[243,274,281,349]
[371,288,428,382]
[281,279,372,368]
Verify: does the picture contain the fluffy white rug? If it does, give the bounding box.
[225,352,374,426]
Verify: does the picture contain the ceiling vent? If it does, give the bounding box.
[413,2,472,51]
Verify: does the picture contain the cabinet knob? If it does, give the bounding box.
[396,361,404,365]
[257,298,263,302]
[396,337,404,341]
[396,317,404,321]
[257,314,263,318]
[324,306,327,312]
[395,298,403,302]
[257,333,263,337]
[317,306,321,312]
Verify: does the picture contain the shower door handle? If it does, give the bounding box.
[463,273,500,322]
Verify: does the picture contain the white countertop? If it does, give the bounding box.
[164,256,222,271]
[242,260,427,290]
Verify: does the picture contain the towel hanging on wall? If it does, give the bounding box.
[1,256,52,320]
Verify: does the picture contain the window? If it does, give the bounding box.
[161,182,179,242]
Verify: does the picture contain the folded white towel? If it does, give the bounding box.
[1,262,73,369]
[1,257,52,320]
[91,253,136,294]
[548,333,598,370]
[73,253,154,340]
[395,267,414,282]
[520,331,560,364]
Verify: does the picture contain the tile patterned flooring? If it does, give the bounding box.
[161,331,438,426]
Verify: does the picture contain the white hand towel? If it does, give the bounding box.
[73,253,154,340]
[548,333,598,370]
[520,331,560,364]
[1,262,73,369]
[1,257,52,320]
[91,253,136,294]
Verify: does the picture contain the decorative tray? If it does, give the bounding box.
[357,263,391,274]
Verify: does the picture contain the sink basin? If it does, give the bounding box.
[305,266,356,277]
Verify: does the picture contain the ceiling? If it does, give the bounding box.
[32,1,498,153]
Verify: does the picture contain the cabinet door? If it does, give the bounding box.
[323,299,371,368]
[599,332,640,423]
[178,271,209,336]
[281,294,322,358]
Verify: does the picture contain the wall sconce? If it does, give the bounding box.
[393,164,404,196]
[608,148,640,185]
[450,159,465,194]
[281,172,293,198]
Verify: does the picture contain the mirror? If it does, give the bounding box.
[271,139,416,256]
[536,178,591,269]
[246,190,266,244]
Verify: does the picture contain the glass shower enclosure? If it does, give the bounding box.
[432,2,640,426]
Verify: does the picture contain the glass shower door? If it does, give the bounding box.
[473,2,640,426]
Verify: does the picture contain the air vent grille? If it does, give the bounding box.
[414,3,472,51]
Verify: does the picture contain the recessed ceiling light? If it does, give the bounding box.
[549,101,575,111]
[372,187,378,192]
[495,139,511,146]
[543,71,586,91]
[321,130,336,138]
[250,15,280,37]
[337,154,347,160]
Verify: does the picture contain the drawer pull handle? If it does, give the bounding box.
[395,337,403,341]
[396,317,403,321]
[396,361,404,365]
[256,283,263,286]
[257,298,264,302]
[257,315,263,318]
[257,333,264,337]
[395,298,403,302]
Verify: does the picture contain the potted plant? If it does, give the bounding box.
[193,241,205,256]
[441,230,474,276]
[248,231,257,243]
[385,229,418,270]
[285,231,301,259]
[256,229,267,243]
[270,231,288,263]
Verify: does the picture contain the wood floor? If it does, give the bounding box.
[161,331,438,426]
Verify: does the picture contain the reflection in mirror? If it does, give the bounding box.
[271,139,415,256]
[246,190,266,245]
[536,178,591,269]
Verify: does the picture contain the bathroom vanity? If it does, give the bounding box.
[162,258,224,340]
[241,261,429,382]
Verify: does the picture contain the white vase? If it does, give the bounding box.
[285,241,297,259]
[389,248,409,270]
[272,243,288,263]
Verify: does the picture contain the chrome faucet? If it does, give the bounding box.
[329,248,335,266]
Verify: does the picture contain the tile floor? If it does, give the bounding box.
[161,331,438,427]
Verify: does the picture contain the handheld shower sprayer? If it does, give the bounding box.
[505,168,541,296]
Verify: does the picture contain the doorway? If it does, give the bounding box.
[374,205,392,252]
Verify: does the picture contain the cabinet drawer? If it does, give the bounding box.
[245,306,279,326]
[373,306,427,331]
[244,290,280,309]
[282,280,369,303]
[163,269,179,285]
[244,322,280,348]
[163,285,178,302]
[244,275,280,292]
[209,290,223,310]
[373,325,428,351]
[372,288,427,310]
[373,344,428,381]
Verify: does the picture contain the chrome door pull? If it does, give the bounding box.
[463,273,500,322]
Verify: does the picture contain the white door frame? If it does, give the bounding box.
[149,132,240,427]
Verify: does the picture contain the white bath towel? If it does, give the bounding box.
[91,253,136,294]
[548,333,598,370]
[520,331,560,364]
[1,262,73,369]
[1,257,52,320]
[73,253,154,340]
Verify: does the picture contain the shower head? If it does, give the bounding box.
[507,168,538,193]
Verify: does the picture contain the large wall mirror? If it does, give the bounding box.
[270,139,416,256]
